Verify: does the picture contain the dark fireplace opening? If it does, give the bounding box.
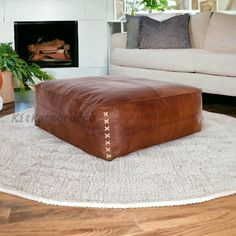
[14,21,78,68]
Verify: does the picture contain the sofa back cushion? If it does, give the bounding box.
[189,12,211,48]
[204,13,236,52]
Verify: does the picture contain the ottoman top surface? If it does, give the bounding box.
[36,76,201,107]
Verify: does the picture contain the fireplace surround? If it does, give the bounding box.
[14,21,78,68]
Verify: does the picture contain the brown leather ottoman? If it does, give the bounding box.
[35,76,202,161]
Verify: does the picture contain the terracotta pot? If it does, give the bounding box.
[0,74,3,89]
[0,71,14,104]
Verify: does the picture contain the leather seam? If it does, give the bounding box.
[103,111,112,160]
[96,91,201,110]
[37,86,201,109]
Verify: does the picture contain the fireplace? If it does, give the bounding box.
[14,21,78,68]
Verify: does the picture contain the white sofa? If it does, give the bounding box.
[109,12,236,97]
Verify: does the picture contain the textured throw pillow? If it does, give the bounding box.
[126,13,180,49]
[139,14,192,49]
[126,14,140,49]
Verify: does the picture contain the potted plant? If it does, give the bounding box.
[127,0,169,15]
[0,42,54,91]
[140,0,169,12]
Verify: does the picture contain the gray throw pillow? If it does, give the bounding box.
[139,14,192,49]
[126,14,140,49]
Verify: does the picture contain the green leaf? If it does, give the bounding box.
[0,42,55,90]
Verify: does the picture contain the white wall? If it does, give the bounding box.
[0,0,114,79]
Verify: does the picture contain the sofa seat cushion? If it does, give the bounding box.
[111,48,236,77]
[35,76,202,161]
[195,50,236,77]
[111,48,201,73]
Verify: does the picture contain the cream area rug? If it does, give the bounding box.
[0,109,236,209]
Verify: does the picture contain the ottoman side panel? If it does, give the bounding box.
[107,91,202,158]
[35,86,107,159]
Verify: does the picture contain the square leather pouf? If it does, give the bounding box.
[35,76,202,161]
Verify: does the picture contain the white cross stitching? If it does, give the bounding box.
[106,154,112,159]
[105,140,110,145]
[105,126,110,131]
[103,111,112,159]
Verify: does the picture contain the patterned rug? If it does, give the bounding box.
[0,109,236,208]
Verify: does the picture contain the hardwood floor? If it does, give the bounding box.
[0,91,236,236]
[0,89,34,118]
[0,192,236,236]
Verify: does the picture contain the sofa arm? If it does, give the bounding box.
[111,33,127,50]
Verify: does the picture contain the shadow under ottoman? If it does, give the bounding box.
[35,76,202,161]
